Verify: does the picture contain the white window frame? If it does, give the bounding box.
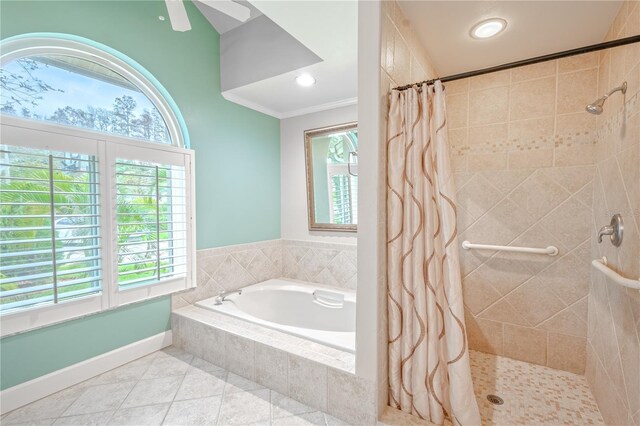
[0,36,185,148]
[0,115,196,337]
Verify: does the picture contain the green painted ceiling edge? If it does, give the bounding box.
[1,32,191,148]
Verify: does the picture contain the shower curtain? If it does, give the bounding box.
[387,81,481,425]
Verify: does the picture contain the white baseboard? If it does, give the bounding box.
[0,331,172,414]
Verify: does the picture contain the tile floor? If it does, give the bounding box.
[2,348,604,426]
[1,347,346,426]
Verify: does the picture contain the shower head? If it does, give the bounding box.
[586,81,627,115]
[586,97,606,115]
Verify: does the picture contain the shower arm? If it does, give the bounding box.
[604,81,628,98]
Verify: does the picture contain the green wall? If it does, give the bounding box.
[0,0,281,390]
[0,0,281,249]
[0,297,171,390]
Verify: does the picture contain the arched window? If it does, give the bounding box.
[0,35,194,335]
[0,35,187,147]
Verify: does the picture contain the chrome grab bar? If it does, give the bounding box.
[592,257,640,292]
[461,240,559,256]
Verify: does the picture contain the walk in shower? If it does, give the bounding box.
[380,1,640,424]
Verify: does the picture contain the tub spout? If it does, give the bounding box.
[213,289,242,305]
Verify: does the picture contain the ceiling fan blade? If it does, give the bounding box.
[165,0,192,32]
[197,0,251,22]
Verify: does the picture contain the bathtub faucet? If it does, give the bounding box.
[213,289,242,305]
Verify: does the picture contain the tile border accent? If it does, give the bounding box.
[452,131,597,157]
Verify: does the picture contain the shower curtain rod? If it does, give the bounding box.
[393,35,640,91]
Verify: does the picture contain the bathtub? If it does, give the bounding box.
[196,278,356,353]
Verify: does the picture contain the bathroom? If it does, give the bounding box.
[0,0,638,425]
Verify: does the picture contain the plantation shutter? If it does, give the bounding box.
[1,118,194,335]
[115,159,187,287]
[110,140,192,303]
[0,136,102,313]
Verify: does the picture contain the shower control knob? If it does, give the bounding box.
[597,214,623,247]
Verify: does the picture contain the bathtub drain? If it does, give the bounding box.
[487,394,504,405]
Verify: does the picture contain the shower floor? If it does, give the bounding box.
[470,350,603,425]
[381,350,604,426]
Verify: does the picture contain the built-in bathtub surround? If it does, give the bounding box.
[445,52,608,374]
[172,240,283,310]
[168,238,368,424]
[586,2,640,425]
[196,279,356,352]
[172,239,358,309]
[282,240,357,289]
[172,306,377,424]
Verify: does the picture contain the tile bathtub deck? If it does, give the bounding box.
[3,348,603,426]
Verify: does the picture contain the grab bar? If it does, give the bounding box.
[592,257,640,292]
[461,240,559,256]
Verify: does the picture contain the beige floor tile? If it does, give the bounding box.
[107,404,169,426]
[163,396,222,426]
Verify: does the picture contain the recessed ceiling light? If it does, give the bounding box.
[295,74,316,87]
[470,18,507,39]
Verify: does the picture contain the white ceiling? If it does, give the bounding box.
[221,0,358,119]
[397,1,623,77]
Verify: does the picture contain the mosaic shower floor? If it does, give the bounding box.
[381,350,604,426]
[2,348,603,426]
[469,350,603,425]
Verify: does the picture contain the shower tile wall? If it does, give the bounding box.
[380,0,439,413]
[586,2,640,425]
[447,52,604,374]
[172,240,358,309]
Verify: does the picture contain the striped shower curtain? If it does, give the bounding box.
[387,81,480,425]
